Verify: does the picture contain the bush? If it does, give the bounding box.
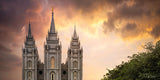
[102,41,160,80]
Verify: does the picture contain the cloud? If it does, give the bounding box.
[106,0,124,4]
[120,23,142,39]
[0,0,43,29]
[117,4,150,19]
[0,0,44,79]
[103,16,116,33]
[102,0,160,39]
[151,24,160,39]
[123,23,137,31]
[49,0,108,13]
[0,44,22,80]
[0,0,48,44]
[0,0,160,80]
[0,44,21,71]
[156,8,160,16]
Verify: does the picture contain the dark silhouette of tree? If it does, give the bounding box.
[102,40,160,80]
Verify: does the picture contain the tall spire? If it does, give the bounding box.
[50,8,55,33]
[73,25,77,38]
[28,21,32,37]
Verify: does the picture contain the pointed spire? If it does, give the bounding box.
[50,8,55,33]
[28,21,32,37]
[73,25,78,38]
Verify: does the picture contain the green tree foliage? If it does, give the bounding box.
[102,41,160,80]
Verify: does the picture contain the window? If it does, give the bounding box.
[51,72,55,80]
[63,70,66,75]
[27,71,32,80]
[73,71,77,80]
[39,71,43,75]
[73,61,78,68]
[51,57,55,68]
[27,61,32,68]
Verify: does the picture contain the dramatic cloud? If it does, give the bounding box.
[151,25,160,39]
[0,44,21,71]
[123,23,137,31]
[0,0,43,28]
[156,9,160,16]
[0,0,45,80]
[103,16,116,33]
[120,23,141,39]
[116,4,150,18]
[0,44,21,80]
[0,0,160,80]
[49,0,108,13]
[102,0,160,39]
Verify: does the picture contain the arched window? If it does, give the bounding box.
[73,71,77,80]
[73,61,78,68]
[51,72,55,80]
[51,57,55,68]
[27,71,32,80]
[27,61,32,68]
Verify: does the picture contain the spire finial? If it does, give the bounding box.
[52,7,54,17]
[28,20,32,37]
[50,7,55,33]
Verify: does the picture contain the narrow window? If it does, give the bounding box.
[73,71,77,80]
[73,61,78,68]
[27,71,32,80]
[27,61,32,68]
[51,57,54,68]
[51,72,55,80]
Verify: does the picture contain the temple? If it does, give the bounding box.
[22,11,83,80]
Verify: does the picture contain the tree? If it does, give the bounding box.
[102,40,160,80]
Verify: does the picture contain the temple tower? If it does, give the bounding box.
[44,11,62,80]
[22,22,39,80]
[68,26,83,80]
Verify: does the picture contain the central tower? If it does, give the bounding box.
[44,11,62,80]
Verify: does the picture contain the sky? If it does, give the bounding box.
[0,0,160,80]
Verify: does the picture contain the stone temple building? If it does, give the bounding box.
[22,11,83,80]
